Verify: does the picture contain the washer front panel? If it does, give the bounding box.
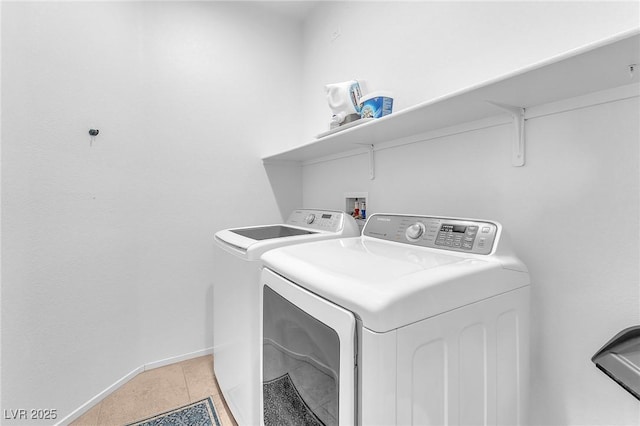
[363,214,498,255]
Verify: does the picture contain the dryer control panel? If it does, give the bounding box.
[363,214,498,255]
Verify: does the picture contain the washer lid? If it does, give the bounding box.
[261,237,530,333]
[230,225,316,241]
[215,225,326,260]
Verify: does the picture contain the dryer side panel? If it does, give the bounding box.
[396,287,530,426]
[360,328,397,426]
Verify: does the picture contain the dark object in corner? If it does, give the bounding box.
[592,325,640,400]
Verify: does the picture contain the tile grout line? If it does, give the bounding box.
[94,400,104,426]
[180,362,192,403]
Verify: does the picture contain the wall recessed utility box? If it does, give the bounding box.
[344,192,368,232]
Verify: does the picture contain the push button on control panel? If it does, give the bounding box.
[436,223,475,249]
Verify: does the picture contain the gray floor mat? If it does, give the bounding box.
[263,373,325,426]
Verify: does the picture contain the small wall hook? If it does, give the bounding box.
[89,129,100,147]
[630,64,637,79]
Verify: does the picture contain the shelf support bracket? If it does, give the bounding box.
[487,101,526,167]
[368,144,375,180]
[354,143,375,179]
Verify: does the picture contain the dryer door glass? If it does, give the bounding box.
[263,281,356,426]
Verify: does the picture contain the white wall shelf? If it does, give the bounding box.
[262,30,639,167]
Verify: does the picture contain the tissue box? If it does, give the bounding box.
[359,92,393,119]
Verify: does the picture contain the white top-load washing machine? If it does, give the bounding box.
[213,209,359,425]
[260,213,530,426]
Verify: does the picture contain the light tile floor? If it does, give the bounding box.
[70,355,237,426]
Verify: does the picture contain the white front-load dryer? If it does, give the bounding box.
[213,209,359,425]
[260,213,530,426]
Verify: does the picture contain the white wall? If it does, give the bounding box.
[300,2,640,425]
[1,1,302,423]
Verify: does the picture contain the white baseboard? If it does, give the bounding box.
[56,347,214,426]
[144,347,213,372]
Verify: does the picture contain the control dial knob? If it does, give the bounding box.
[405,222,425,241]
[305,214,316,224]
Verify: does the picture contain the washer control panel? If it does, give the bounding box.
[363,214,499,255]
[286,209,344,232]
